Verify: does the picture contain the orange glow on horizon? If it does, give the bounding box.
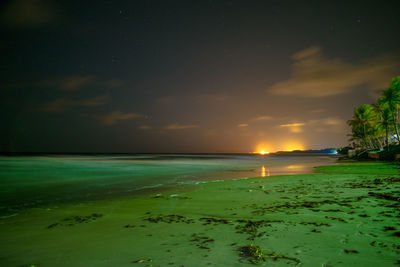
[255,143,272,154]
[281,141,305,152]
[251,141,306,153]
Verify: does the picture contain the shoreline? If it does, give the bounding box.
[1,161,399,266]
[0,155,338,217]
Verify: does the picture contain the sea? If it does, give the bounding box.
[0,153,337,217]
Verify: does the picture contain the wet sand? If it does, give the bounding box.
[0,162,399,266]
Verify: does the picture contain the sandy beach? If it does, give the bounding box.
[0,161,399,266]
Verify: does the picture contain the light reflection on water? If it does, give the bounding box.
[261,165,270,177]
[286,164,306,170]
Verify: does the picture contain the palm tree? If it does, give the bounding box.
[347,104,378,149]
[381,76,400,143]
[373,98,393,148]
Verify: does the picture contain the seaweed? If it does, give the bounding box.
[235,220,277,240]
[133,258,153,266]
[251,198,356,215]
[46,213,103,228]
[238,244,301,264]
[144,214,194,224]
[47,223,59,229]
[190,233,214,250]
[299,221,330,227]
[199,217,232,225]
[325,216,347,223]
[344,249,359,254]
[323,209,342,212]
[383,226,396,232]
[151,194,191,200]
[238,244,266,264]
[392,232,400,237]
[368,192,400,201]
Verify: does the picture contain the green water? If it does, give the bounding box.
[0,154,336,216]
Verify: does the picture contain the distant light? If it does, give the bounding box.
[259,150,269,155]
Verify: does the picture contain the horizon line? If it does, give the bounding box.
[0,149,338,155]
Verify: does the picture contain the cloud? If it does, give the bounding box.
[253,116,272,121]
[3,75,125,91]
[53,76,124,91]
[165,124,199,130]
[41,95,110,112]
[1,0,56,29]
[268,46,399,98]
[156,96,176,104]
[60,76,95,90]
[280,122,306,133]
[103,79,126,88]
[309,109,325,114]
[79,95,111,106]
[279,117,346,134]
[307,117,346,133]
[99,111,142,126]
[156,93,231,105]
[280,123,306,127]
[41,98,75,112]
[138,125,152,130]
[235,116,272,129]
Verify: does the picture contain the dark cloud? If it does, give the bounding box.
[103,80,126,88]
[138,125,152,130]
[41,95,110,112]
[98,111,142,126]
[60,76,95,91]
[165,124,199,130]
[1,0,56,29]
[40,76,125,91]
[2,76,125,91]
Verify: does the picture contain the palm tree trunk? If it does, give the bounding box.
[376,138,383,149]
[363,124,368,148]
[391,109,400,142]
[386,124,389,149]
[397,106,400,142]
[368,137,374,149]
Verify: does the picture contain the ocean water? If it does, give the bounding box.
[0,154,336,216]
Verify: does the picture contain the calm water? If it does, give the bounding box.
[0,154,336,216]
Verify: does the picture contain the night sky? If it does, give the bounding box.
[1,0,399,153]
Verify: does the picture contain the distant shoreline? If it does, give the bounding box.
[0,151,339,156]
